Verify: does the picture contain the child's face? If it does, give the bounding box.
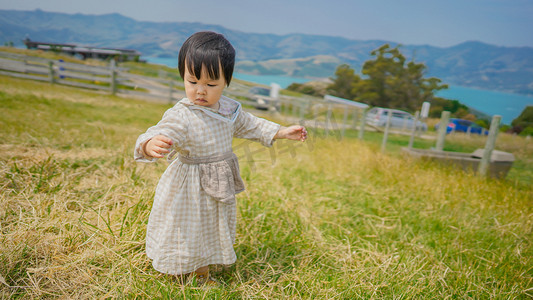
[183,63,226,109]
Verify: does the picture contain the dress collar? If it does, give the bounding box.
[179,96,241,123]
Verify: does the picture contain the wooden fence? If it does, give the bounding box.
[0,51,185,102]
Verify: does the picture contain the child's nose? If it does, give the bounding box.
[197,85,207,94]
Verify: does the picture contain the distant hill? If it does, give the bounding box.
[236,55,343,78]
[1,9,533,95]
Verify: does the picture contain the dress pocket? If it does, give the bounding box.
[199,161,235,204]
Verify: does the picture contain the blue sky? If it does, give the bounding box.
[1,0,533,48]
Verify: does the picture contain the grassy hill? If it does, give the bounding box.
[0,75,532,298]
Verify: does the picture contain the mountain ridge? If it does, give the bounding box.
[1,9,532,95]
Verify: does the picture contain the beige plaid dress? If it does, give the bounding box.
[134,96,280,275]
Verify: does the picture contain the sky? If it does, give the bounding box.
[1,0,533,48]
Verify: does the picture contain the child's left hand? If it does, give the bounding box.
[275,125,308,142]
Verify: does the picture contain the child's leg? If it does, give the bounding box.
[194,265,217,285]
[195,266,209,274]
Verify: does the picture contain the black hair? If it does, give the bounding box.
[178,31,235,86]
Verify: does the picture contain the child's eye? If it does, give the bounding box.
[188,81,197,85]
[207,84,217,87]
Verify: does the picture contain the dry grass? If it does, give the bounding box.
[1,75,532,298]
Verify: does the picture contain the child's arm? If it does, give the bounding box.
[274,125,308,142]
[233,110,308,146]
[134,105,187,162]
[142,135,173,159]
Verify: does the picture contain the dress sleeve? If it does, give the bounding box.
[134,104,189,162]
[233,110,281,147]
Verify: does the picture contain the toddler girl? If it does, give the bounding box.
[134,31,307,284]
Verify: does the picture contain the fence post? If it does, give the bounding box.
[110,60,117,95]
[313,103,320,120]
[358,109,366,140]
[325,102,332,137]
[478,115,501,177]
[340,107,349,139]
[408,111,420,149]
[381,109,393,153]
[435,111,450,151]
[48,61,55,84]
[352,109,358,129]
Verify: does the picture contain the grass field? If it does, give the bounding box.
[1,75,532,299]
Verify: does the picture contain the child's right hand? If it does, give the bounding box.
[143,135,173,158]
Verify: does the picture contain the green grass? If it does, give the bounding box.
[1,75,532,299]
[120,61,182,81]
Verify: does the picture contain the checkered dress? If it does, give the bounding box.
[134,96,280,275]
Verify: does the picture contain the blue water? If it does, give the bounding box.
[146,56,178,68]
[436,87,533,124]
[232,72,310,88]
[144,56,533,124]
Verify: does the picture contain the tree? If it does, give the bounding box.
[287,82,325,97]
[426,97,470,118]
[327,64,360,100]
[327,44,452,114]
[357,44,448,111]
[511,106,533,135]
